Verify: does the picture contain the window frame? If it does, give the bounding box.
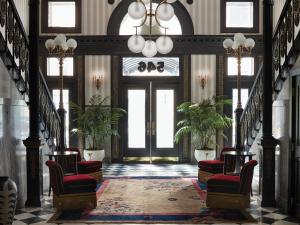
[41,0,82,33]
[220,0,259,33]
[46,57,74,77]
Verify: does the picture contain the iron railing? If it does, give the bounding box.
[0,0,61,149]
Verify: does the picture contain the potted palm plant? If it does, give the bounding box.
[174,96,232,162]
[70,95,126,161]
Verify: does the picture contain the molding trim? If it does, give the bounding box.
[39,35,263,55]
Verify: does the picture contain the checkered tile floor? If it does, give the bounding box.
[13,164,300,225]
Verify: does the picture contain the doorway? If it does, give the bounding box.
[120,57,184,163]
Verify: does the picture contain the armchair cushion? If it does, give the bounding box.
[78,161,102,174]
[63,174,97,194]
[207,174,240,194]
[198,160,224,173]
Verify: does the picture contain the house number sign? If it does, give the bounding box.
[138,61,165,73]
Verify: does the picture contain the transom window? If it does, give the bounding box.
[122,57,180,76]
[221,0,259,33]
[227,57,254,76]
[47,57,74,76]
[48,1,76,27]
[42,0,81,33]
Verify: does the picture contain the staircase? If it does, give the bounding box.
[0,0,61,149]
[240,0,299,150]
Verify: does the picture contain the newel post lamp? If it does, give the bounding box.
[223,33,255,151]
[45,34,77,151]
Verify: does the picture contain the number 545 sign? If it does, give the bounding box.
[138,61,165,73]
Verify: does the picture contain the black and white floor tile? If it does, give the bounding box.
[12,164,300,225]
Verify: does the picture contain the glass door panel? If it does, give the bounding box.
[156,90,174,148]
[128,90,146,148]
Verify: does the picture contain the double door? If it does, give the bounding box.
[122,81,180,162]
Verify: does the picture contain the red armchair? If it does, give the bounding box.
[206,160,258,210]
[46,160,97,210]
[198,147,236,183]
[66,148,103,182]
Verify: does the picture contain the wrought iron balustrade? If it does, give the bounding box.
[240,64,263,150]
[0,0,61,149]
[240,0,300,150]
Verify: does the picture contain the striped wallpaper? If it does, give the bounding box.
[85,55,111,103]
[191,55,216,102]
[40,0,263,36]
[13,0,29,34]
[273,0,286,31]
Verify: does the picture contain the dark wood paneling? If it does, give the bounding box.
[39,35,263,55]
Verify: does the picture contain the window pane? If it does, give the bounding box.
[123,57,180,76]
[47,57,74,76]
[232,89,248,146]
[48,1,76,27]
[228,57,254,76]
[226,2,253,28]
[52,89,69,147]
[128,90,146,148]
[156,90,174,148]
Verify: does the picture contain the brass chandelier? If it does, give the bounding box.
[127,0,177,57]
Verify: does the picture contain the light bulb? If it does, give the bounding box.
[128,1,146,19]
[156,3,174,21]
[234,33,246,46]
[142,40,157,57]
[156,36,173,54]
[67,38,77,49]
[128,35,146,53]
[223,38,233,49]
[245,38,255,48]
[45,39,55,49]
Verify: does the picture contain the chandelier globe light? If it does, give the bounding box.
[127,0,177,57]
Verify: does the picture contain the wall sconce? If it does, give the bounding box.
[199,74,208,89]
[93,75,104,90]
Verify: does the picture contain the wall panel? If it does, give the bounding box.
[191,55,216,102]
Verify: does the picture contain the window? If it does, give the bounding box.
[227,57,254,76]
[53,89,70,147]
[47,57,74,76]
[42,0,81,33]
[221,0,259,33]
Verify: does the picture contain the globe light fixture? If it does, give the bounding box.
[223,33,255,151]
[45,34,77,150]
[127,0,177,57]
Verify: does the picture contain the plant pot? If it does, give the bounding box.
[194,149,216,162]
[84,149,105,161]
[0,176,17,225]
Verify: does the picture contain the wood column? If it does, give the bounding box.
[23,0,41,207]
[261,0,277,207]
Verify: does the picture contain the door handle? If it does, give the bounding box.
[152,121,156,136]
[147,122,150,136]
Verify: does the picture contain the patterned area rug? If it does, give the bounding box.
[50,177,255,224]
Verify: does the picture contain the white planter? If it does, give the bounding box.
[194,149,216,162]
[84,149,105,161]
